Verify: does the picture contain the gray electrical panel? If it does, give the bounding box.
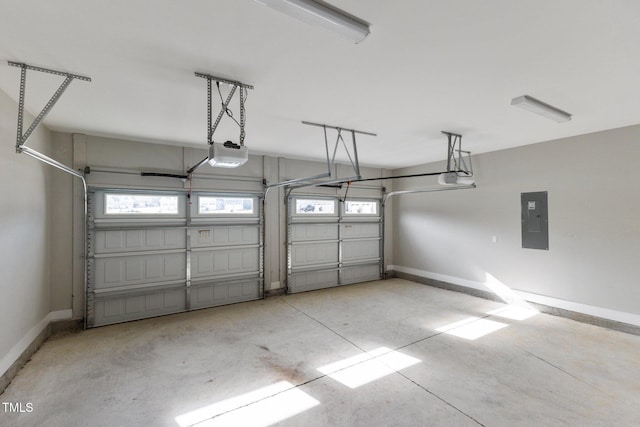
[521,191,548,250]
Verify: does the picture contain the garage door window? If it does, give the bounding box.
[105,193,179,215]
[198,196,255,215]
[344,200,378,215]
[295,199,336,215]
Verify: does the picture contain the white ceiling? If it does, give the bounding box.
[1,0,639,168]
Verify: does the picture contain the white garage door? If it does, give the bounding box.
[287,196,382,293]
[87,190,263,327]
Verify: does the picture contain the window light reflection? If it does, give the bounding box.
[174,381,319,427]
[436,317,508,340]
[317,347,421,389]
[484,273,539,320]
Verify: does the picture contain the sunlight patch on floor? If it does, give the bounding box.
[484,272,539,321]
[484,273,538,308]
[175,381,319,427]
[317,347,421,389]
[435,317,509,340]
[488,305,538,320]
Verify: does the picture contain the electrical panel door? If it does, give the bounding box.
[521,191,549,250]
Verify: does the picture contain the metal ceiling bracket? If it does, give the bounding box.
[442,131,473,176]
[9,61,91,151]
[194,72,254,146]
[266,121,376,190]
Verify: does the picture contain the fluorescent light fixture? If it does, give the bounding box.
[511,95,572,123]
[254,0,370,43]
[208,142,248,168]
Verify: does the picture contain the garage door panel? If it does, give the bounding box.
[95,253,186,290]
[144,293,162,311]
[342,240,380,262]
[341,223,379,239]
[195,253,211,274]
[192,225,259,248]
[291,223,339,241]
[93,288,187,326]
[145,230,163,247]
[289,270,339,293]
[103,298,120,318]
[102,261,123,284]
[292,242,339,266]
[242,250,257,267]
[95,229,186,253]
[342,264,381,285]
[242,227,259,242]
[107,231,128,249]
[190,278,261,310]
[125,258,143,281]
[228,251,245,271]
[164,254,184,276]
[227,227,243,243]
[145,257,163,279]
[191,248,259,279]
[149,228,185,247]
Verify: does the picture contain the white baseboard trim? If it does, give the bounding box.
[50,309,73,321]
[0,309,73,378]
[390,265,487,292]
[388,265,640,328]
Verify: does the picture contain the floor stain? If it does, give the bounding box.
[260,355,305,383]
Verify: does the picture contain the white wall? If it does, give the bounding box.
[0,89,53,376]
[50,132,74,312]
[391,125,640,325]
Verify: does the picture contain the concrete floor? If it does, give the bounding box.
[1,278,639,427]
